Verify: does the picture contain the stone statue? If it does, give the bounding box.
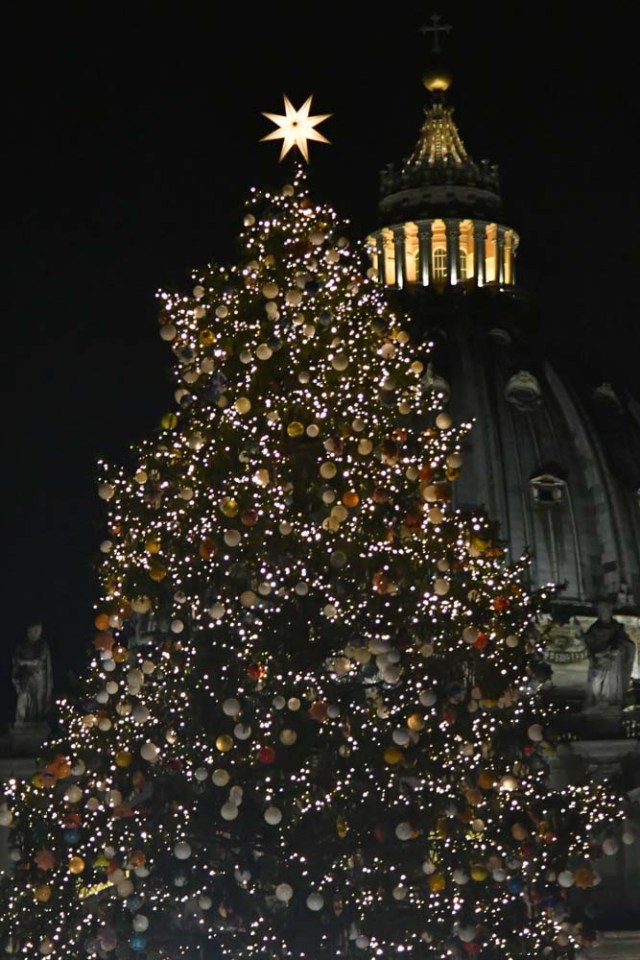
[11,623,53,723]
[583,601,636,711]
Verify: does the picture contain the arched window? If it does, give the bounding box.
[530,472,566,505]
[433,247,447,280]
[458,248,467,281]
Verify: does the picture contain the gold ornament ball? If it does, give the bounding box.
[216,734,234,753]
[147,561,167,581]
[407,712,425,731]
[287,421,305,438]
[131,595,152,614]
[331,353,349,372]
[470,865,488,882]
[320,462,337,479]
[145,536,161,554]
[427,872,446,892]
[68,856,86,875]
[235,397,251,415]
[160,412,178,430]
[116,750,133,768]
[220,497,239,518]
[435,412,452,430]
[160,323,177,341]
[384,746,404,765]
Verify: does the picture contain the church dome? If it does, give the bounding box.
[371,66,640,622]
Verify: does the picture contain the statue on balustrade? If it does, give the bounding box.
[11,622,53,724]
[583,600,636,711]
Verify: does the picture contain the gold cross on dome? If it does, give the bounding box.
[419,13,452,53]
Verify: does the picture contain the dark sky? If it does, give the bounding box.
[1,1,639,723]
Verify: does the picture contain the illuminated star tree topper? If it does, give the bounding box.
[261,94,331,163]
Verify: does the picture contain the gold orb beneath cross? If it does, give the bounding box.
[422,68,452,92]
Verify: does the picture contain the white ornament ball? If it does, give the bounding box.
[457,926,476,943]
[132,915,149,933]
[117,879,134,898]
[221,802,239,821]
[234,723,251,741]
[264,806,282,825]
[435,412,452,429]
[395,822,413,840]
[39,940,54,956]
[392,729,411,747]
[132,704,150,724]
[194,767,208,782]
[174,841,192,860]
[140,741,160,762]
[355,936,370,949]
[275,882,293,902]
[222,698,241,717]
[208,603,225,620]
[198,895,213,910]
[558,870,574,888]
[170,619,184,633]
[528,723,544,741]
[392,884,407,900]
[383,666,401,685]
[98,483,115,501]
[602,837,619,856]
[419,689,437,707]
[453,869,469,884]
[212,769,230,787]
[422,860,436,875]
[306,893,324,911]
[229,785,244,805]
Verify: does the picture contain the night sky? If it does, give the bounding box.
[1,1,638,724]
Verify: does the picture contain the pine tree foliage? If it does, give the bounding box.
[0,167,631,960]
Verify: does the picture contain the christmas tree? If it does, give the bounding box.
[0,104,633,960]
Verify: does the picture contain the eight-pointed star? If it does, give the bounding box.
[261,95,331,163]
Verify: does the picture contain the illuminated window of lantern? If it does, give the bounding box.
[458,247,468,281]
[404,222,419,284]
[382,227,395,285]
[503,229,516,284]
[459,219,474,281]
[433,247,447,280]
[366,236,379,278]
[484,223,497,282]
